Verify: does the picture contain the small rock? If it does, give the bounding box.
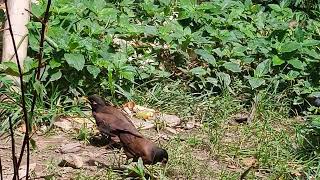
[185,121,195,130]
[54,118,73,131]
[58,154,83,169]
[164,127,178,134]
[59,142,82,154]
[160,114,181,127]
[130,117,155,130]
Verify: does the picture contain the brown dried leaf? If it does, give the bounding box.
[241,157,257,167]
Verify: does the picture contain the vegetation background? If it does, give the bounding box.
[1,0,320,179]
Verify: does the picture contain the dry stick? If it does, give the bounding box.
[36,0,51,80]
[29,0,52,116]
[0,157,3,180]
[4,1,30,179]
[9,116,19,180]
[0,28,9,32]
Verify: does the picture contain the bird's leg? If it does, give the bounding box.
[107,135,112,143]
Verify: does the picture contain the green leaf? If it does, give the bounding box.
[268,4,281,12]
[64,53,85,71]
[248,77,265,89]
[120,70,135,81]
[216,72,231,87]
[288,59,306,70]
[49,71,62,82]
[223,62,241,72]
[87,65,101,78]
[281,70,300,80]
[190,67,207,76]
[33,80,46,99]
[2,62,19,73]
[49,59,61,69]
[254,60,270,77]
[309,92,320,98]
[279,42,301,53]
[300,48,320,60]
[272,55,285,66]
[294,28,304,42]
[206,77,218,86]
[30,138,37,150]
[302,40,320,47]
[194,49,216,66]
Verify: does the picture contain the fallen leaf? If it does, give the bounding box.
[123,101,136,110]
[136,111,154,120]
[133,105,155,113]
[242,157,257,167]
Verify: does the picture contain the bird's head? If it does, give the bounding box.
[87,94,106,111]
[153,147,168,165]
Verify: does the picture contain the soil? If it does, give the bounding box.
[0,125,183,179]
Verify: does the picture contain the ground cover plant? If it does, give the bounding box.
[1,0,320,179]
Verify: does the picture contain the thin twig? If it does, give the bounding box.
[29,0,52,116]
[0,28,9,32]
[4,1,30,178]
[24,8,44,24]
[9,116,19,180]
[8,34,28,61]
[18,2,52,178]
[0,157,3,180]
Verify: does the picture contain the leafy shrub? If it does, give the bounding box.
[24,0,320,103]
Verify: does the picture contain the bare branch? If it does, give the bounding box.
[4,0,30,178]
[0,157,3,180]
[8,116,19,180]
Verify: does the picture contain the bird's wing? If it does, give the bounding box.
[103,106,137,127]
[93,113,114,137]
[94,112,143,138]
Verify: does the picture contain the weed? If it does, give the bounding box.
[76,125,91,143]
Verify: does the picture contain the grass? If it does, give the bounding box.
[129,82,312,179]
[2,81,319,179]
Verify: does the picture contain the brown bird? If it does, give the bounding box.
[119,133,168,165]
[88,94,143,140]
[88,95,168,165]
